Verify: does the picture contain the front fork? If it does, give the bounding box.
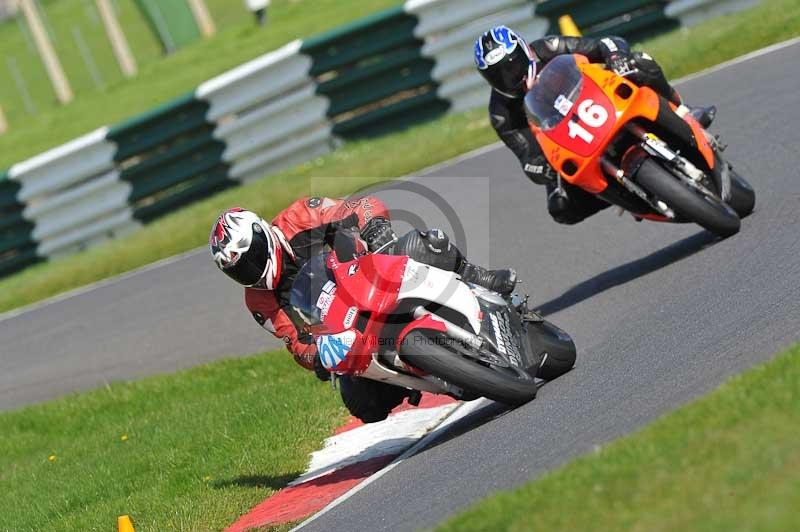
[602,122,730,217]
[600,155,676,219]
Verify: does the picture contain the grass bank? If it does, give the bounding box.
[0,0,400,166]
[1,0,799,314]
[0,350,347,531]
[438,344,800,532]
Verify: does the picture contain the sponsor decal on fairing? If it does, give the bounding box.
[316,280,337,320]
[316,330,356,369]
[343,306,358,329]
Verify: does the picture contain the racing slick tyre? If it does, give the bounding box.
[400,329,537,405]
[339,376,408,423]
[727,169,756,218]
[636,158,741,238]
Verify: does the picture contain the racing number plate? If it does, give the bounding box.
[544,77,616,157]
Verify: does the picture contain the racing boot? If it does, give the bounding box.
[677,104,717,128]
[690,105,716,128]
[459,261,518,296]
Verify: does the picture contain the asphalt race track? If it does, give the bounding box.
[3,41,800,529]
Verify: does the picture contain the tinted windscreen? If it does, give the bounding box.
[524,55,583,130]
[290,254,336,326]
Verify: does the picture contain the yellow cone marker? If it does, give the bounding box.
[118,515,135,532]
[558,15,582,37]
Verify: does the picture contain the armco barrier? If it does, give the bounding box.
[107,93,231,223]
[409,0,547,113]
[536,0,679,43]
[0,171,37,276]
[665,0,760,27]
[7,128,136,260]
[197,40,333,183]
[301,6,448,139]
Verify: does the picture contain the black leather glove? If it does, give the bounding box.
[313,353,331,382]
[360,216,397,253]
[606,52,638,78]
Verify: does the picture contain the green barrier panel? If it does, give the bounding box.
[321,47,434,116]
[123,135,228,201]
[0,171,39,277]
[133,167,231,223]
[134,0,201,53]
[108,93,232,223]
[0,249,39,277]
[108,93,210,160]
[301,6,448,139]
[332,90,448,139]
[536,0,678,43]
[0,211,28,233]
[0,231,34,256]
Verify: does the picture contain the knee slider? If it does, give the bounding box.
[420,228,451,254]
[392,229,460,271]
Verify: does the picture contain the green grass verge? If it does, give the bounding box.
[0,350,347,531]
[1,0,799,315]
[0,0,400,167]
[0,0,160,126]
[438,344,800,532]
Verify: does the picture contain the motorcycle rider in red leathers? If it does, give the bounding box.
[475,26,716,224]
[210,196,517,422]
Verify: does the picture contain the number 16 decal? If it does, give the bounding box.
[567,99,609,144]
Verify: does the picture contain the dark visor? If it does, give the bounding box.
[222,226,271,286]
[485,52,529,97]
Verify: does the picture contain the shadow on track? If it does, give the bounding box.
[411,382,563,457]
[535,230,717,316]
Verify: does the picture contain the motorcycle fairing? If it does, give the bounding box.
[329,253,408,315]
[530,57,717,200]
[396,259,482,334]
[395,313,449,375]
[529,59,660,194]
[543,75,616,158]
[317,329,357,370]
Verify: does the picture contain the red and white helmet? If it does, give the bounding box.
[210,208,286,289]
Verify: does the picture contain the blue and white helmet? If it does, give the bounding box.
[474,26,537,98]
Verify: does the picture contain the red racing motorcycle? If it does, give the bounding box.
[290,236,576,406]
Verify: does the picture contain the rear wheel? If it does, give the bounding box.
[401,329,537,405]
[636,158,740,238]
[728,169,756,218]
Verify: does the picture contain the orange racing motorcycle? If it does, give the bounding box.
[525,54,755,237]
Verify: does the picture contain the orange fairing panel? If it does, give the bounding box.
[683,109,716,169]
[531,63,662,194]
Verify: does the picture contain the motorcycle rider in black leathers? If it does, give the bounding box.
[475,27,716,225]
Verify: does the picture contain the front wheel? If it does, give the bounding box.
[728,169,755,218]
[400,329,537,405]
[528,321,576,380]
[636,159,741,238]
